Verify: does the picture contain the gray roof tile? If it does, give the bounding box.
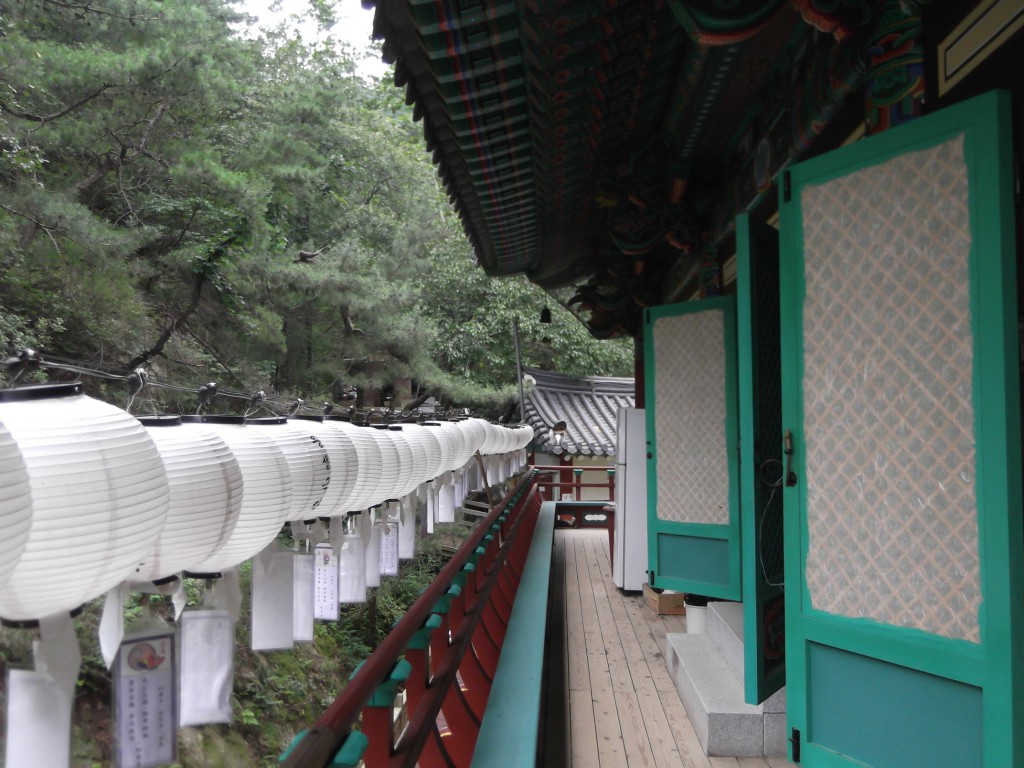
[522,367,635,457]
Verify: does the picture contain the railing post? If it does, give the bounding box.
[354,660,410,768]
[574,467,583,500]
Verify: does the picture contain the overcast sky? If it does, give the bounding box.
[239,0,391,78]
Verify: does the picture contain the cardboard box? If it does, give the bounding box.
[643,583,686,615]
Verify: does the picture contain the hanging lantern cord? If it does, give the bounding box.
[195,382,218,414]
[3,348,43,384]
[245,390,266,417]
[125,368,149,412]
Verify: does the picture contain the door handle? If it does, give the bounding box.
[784,429,798,487]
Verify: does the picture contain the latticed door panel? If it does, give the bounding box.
[736,213,785,705]
[644,297,741,599]
[780,91,1022,767]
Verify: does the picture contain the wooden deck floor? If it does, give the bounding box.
[542,528,795,768]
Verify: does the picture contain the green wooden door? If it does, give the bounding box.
[780,90,1022,766]
[644,298,741,600]
[736,212,786,705]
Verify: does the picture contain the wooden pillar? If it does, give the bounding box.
[633,333,645,408]
[559,453,573,500]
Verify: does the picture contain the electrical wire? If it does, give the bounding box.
[2,347,455,423]
[757,457,785,588]
[3,349,333,417]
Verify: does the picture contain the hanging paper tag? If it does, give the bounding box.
[4,668,72,768]
[113,629,177,768]
[338,534,367,604]
[380,521,399,577]
[398,496,416,560]
[314,543,339,620]
[99,583,128,669]
[293,552,315,643]
[363,515,381,589]
[425,484,436,535]
[179,610,234,726]
[251,546,295,651]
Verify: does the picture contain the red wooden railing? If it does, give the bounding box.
[531,464,615,503]
[280,470,544,768]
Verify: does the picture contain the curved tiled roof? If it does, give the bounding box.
[364,0,864,339]
[522,367,634,457]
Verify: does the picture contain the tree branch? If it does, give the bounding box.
[42,0,161,21]
[179,322,248,388]
[124,271,206,369]
[0,82,115,126]
[0,203,62,253]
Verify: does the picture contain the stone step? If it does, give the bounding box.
[665,633,765,757]
[707,601,745,684]
[706,602,787,715]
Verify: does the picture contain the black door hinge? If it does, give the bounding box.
[790,728,801,762]
[783,171,792,203]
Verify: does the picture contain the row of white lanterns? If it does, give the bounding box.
[0,382,534,624]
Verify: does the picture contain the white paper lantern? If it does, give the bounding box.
[325,418,381,512]
[377,425,416,498]
[422,422,454,478]
[361,426,403,508]
[389,425,427,494]
[0,383,169,621]
[337,518,366,604]
[358,511,381,588]
[131,417,244,582]
[457,418,487,460]
[405,424,444,482]
[182,416,293,574]
[248,417,330,522]
[0,419,34,591]
[431,421,469,473]
[307,418,359,516]
[478,421,500,455]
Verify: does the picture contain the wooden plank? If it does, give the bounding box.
[563,532,590,692]
[614,690,657,768]
[709,759,741,768]
[569,688,600,768]
[604,576,658,698]
[765,758,797,768]
[735,758,770,767]
[574,536,626,768]
[583,536,634,694]
[634,689,688,768]
[619,593,681,693]
[659,690,713,768]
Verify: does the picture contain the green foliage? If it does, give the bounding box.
[0,0,628,411]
